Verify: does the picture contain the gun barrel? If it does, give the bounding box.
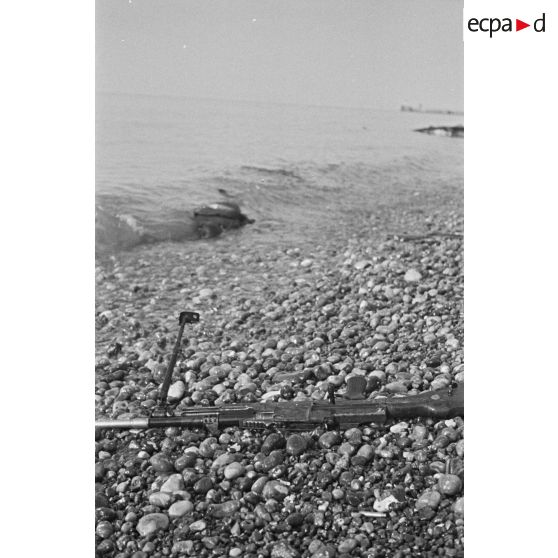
[95,417,150,429]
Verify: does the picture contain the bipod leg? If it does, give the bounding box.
[158,310,200,407]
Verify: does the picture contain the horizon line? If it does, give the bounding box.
[96,89,464,115]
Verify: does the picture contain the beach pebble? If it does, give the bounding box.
[250,476,269,495]
[351,444,374,465]
[95,492,108,508]
[385,381,408,394]
[224,462,245,480]
[332,488,344,500]
[96,540,114,554]
[431,377,450,390]
[286,434,307,456]
[404,268,422,282]
[423,333,437,345]
[262,480,289,501]
[438,474,462,496]
[172,541,194,554]
[338,538,358,554]
[262,433,286,454]
[136,513,169,537]
[189,519,207,532]
[327,375,345,387]
[319,431,341,449]
[338,442,356,457]
[259,450,285,472]
[194,476,213,494]
[354,260,371,270]
[446,337,460,349]
[95,462,105,481]
[344,427,363,444]
[96,521,113,539]
[271,541,298,558]
[168,500,193,518]
[174,453,197,471]
[286,512,305,528]
[308,540,325,554]
[160,473,184,493]
[199,438,218,457]
[432,435,450,449]
[416,490,442,510]
[453,496,464,516]
[96,507,116,522]
[312,545,336,558]
[411,424,428,440]
[149,453,174,473]
[167,380,186,402]
[390,421,409,434]
[211,453,236,469]
[369,369,386,382]
[211,500,240,518]
[148,492,172,508]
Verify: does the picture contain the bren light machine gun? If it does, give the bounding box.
[95,311,464,432]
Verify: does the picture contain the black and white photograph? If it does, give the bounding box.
[95,1,464,557]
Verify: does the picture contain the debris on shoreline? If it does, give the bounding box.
[193,201,254,239]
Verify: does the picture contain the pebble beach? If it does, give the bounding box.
[95,176,464,558]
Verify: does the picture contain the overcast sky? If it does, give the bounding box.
[96,0,463,111]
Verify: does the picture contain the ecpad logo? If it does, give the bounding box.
[468,13,546,38]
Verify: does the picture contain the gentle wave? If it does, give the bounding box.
[96,155,461,255]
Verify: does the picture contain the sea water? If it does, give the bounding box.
[96,92,463,254]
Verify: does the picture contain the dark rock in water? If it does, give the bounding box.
[193,201,254,238]
[415,125,464,138]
